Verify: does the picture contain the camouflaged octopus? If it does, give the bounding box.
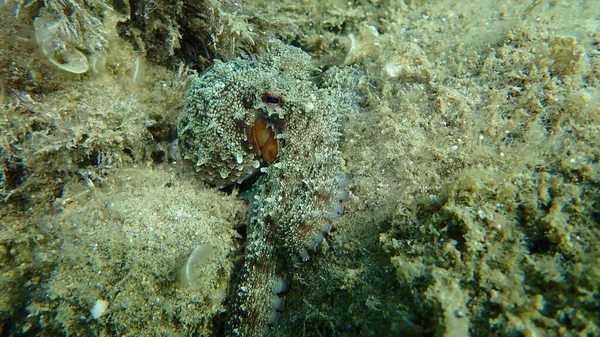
[178,41,355,337]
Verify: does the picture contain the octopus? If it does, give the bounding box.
[177,41,358,336]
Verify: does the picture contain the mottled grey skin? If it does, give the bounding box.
[178,42,356,336]
[178,44,317,186]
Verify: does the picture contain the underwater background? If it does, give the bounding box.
[1,0,599,336]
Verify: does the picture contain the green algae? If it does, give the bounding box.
[0,0,599,336]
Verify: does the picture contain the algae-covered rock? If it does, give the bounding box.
[1,0,599,336]
[23,168,246,336]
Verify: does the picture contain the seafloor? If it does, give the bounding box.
[1,0,599,336]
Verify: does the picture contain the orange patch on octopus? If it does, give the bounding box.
[252,119,278,162]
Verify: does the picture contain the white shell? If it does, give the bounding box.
[90,299,109,319]
[47,47,90,74]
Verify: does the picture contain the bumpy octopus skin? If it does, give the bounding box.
[178,42,356,336]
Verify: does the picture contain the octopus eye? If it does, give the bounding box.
[262,92,283,107]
